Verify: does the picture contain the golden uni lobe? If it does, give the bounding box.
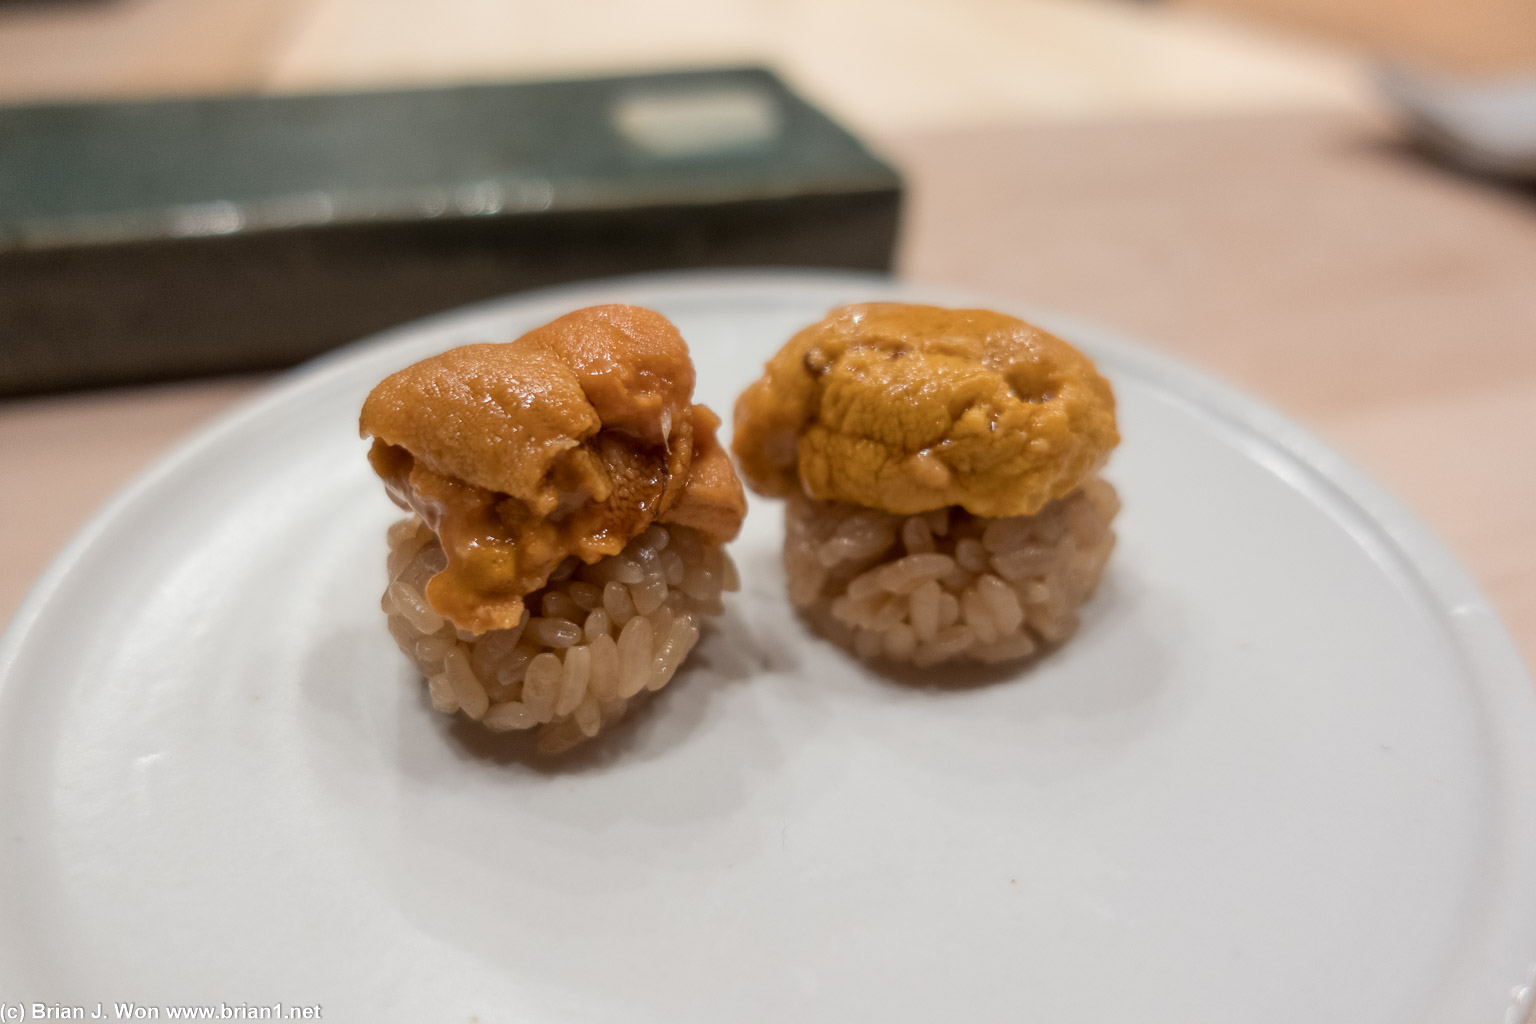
[731,302,1118,517]
[362,304,745,634]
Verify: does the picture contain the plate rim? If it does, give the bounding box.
[2,267,1533,1019]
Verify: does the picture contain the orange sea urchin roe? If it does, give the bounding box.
[731,303,1118,517]
[361,305,746,634]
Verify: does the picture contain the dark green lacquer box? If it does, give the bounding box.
[0,67,902,394]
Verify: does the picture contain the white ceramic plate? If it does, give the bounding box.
[2,272,1534,1023]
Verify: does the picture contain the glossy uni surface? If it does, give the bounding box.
[732,303,1117,517]
[361,304,744,635]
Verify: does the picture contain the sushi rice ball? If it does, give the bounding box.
[732,303,1120,667]
[361,305,746,753]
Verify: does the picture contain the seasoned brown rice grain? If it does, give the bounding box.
[383,519,734,752]
[782,479,1117,666]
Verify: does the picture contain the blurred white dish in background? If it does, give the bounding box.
[0,271,1532,1023]
[1378,63,1536,179]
